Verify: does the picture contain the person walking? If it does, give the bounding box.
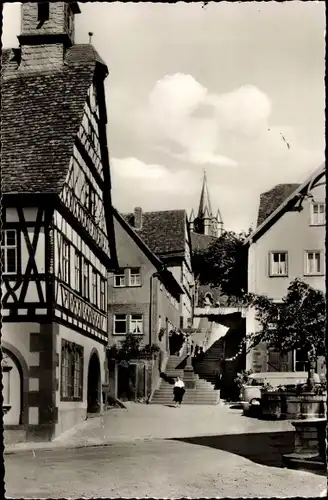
[173,376,185,407]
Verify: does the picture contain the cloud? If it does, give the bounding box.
[146,75,277,169]
[170,150,238,168]
[110,157,199,208]
[145,74,323,194]
[208,84,272,136]
[147,73,238,168]
[110,156,258,233]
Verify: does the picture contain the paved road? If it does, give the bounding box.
[4,403,326,497]
[5,438,326,498]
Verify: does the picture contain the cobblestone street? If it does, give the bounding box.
[5,403,326,498]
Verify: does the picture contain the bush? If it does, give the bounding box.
[106,333,160,363]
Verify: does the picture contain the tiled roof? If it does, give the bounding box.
[1,45,106,195]
[124,210,187,257]
[256,183,300,227]
[190,232,217,253]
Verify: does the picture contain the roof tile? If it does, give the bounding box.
[1,45,105,195]
[256,183,300,226]
[124,210,187,257]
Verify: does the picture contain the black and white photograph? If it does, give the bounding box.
[1,0,326,497]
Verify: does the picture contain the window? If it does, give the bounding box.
[83,260,90,299]
[293,348,309,372]
[38,2,49,22]
[310,202,325,226]
[74,251,81,293]
[84,179,96,217]
[1,229,18,274]
[92,269,98,306]
[269,252,288,276]
[305,251,323,275]
[130,314,143,334]
[129,268,141,286]
[62,238,70,284]
[100,278,106,311]
[114,314,127,334]
[73,350,82,399]
[61,341,83,401]
[114,270,126,287]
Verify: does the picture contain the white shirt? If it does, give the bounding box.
[174,380,185,388]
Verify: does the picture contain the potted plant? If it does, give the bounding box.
[244,278,326,420]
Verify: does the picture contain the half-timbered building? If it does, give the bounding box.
[1,1,118,441]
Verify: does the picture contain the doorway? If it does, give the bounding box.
[87,351,101,413]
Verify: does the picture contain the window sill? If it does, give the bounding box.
[128,284,142,288]
[269,274,289,278]
[309,223,325,227]
[304,273,324,277]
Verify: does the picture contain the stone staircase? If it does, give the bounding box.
[151,355,220,405]
[193,338,225,385]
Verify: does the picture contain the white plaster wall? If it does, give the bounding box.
[1,322,40,369]
[55,323,106,437]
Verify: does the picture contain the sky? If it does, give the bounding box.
[2,1,325,232]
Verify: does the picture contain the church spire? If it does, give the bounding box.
[197,170,213,219]
[189,170,224,238]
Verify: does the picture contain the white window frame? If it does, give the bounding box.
[304,250,323,276]
[74,251,81,293]
[83,259,90,299]
[269,251,288,277]
[129,268,141,287]
[1,229,18,274]
[293,348,309,372]
[62,238,70,284]
[100,278,106,312]
[113,314,127,334]
[130,314,143,334]
[73,351,83,399]
[91,269,98,306]
[114,270,126,288]
[310,202,325,226]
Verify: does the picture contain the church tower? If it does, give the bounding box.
[189,171,224,237]
[18,1,80,70]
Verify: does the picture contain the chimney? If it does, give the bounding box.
[134,207,143,230]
